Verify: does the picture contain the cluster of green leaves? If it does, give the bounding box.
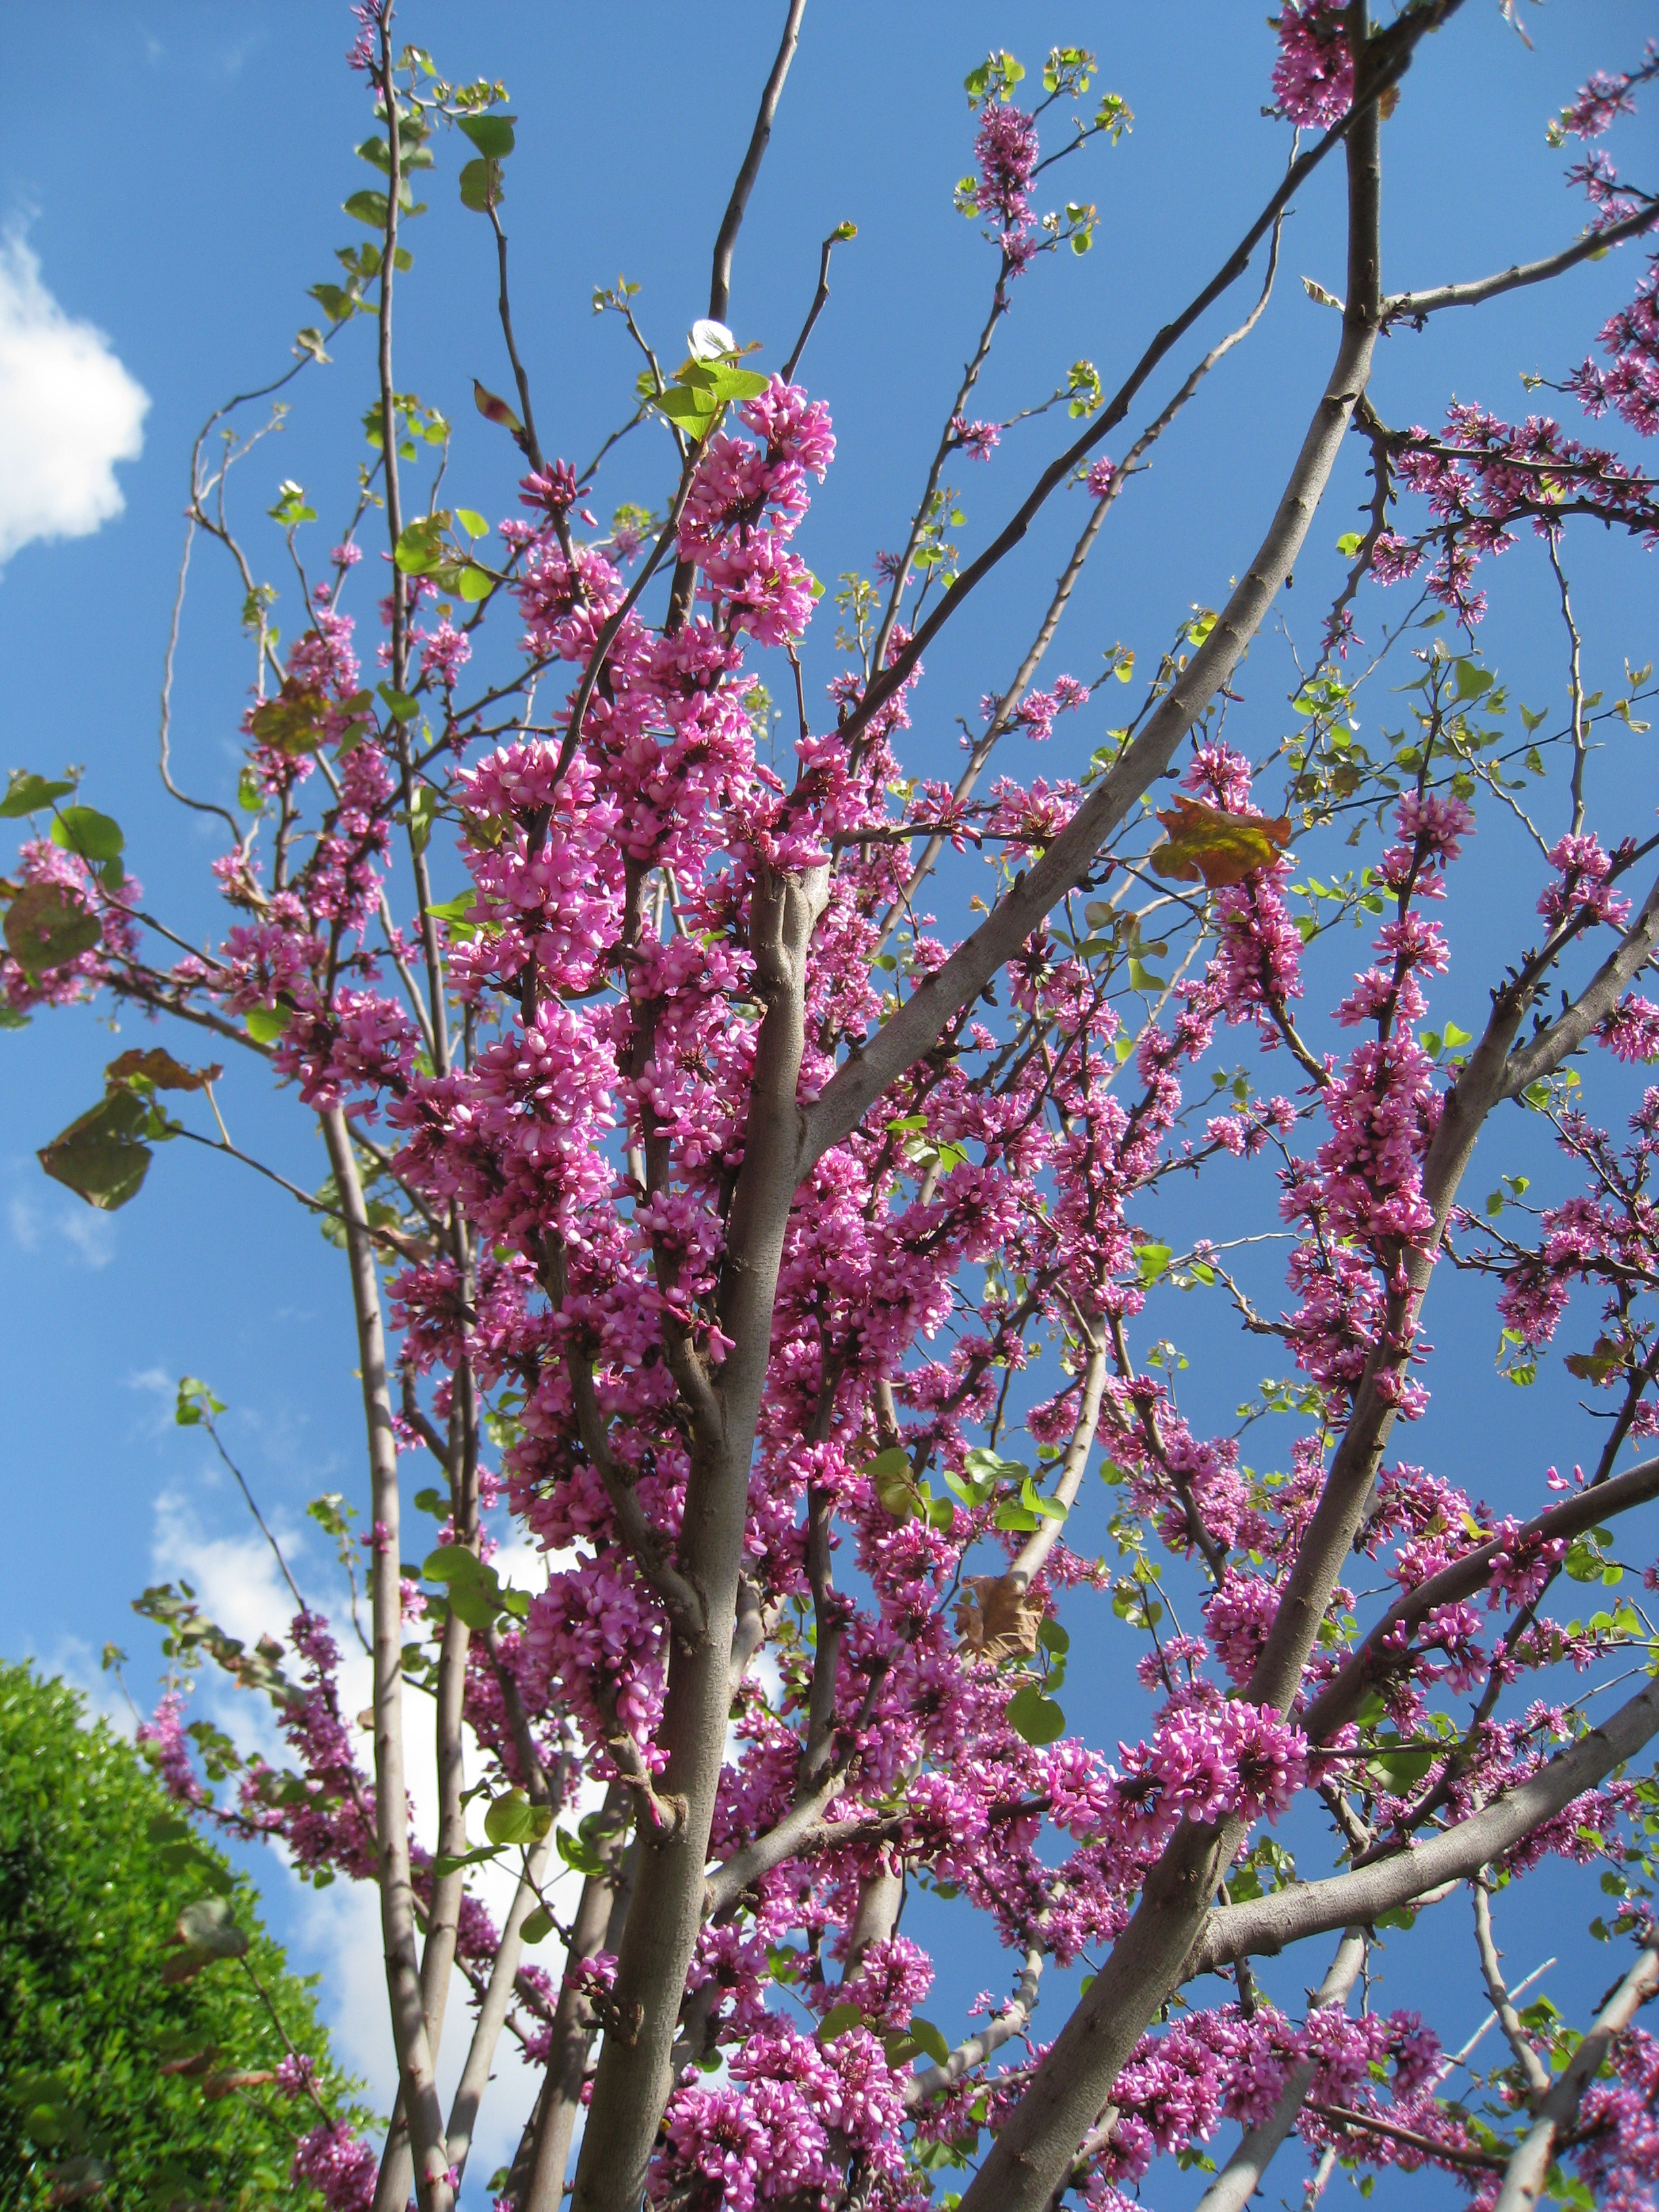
[418,1541,529,1631]
[1064,359,1103,416]
[127,1581,370,1883]
[1051,893,1169,1018]
[455,110,515,215]
[0,771,127,1027]
[1286,638,1540,842]
[37,1047,218,1214]
[908,487,964,600]
[651,351,771,449]
[865,1440,1058,1542]
[363,388,449,462]
[833,571,880,672]
[963,49,1027,108]
[0,1664,366,2209]
[312,1141,433,1258]
[392,506,497,605]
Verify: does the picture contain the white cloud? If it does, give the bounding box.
[0,228,148,565]
[8,1181,117,1268]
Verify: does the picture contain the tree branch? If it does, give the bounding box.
[1195,1672,1659,1973]
[1383,199,1659,323]
[321,1105,449,2212]
[1300,1454,1659,1744]
[1191,1929,1368,2212]
[1492,1940,1659,2212]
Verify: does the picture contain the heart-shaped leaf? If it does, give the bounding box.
[38,1088,152,1210]
[4,884,101,977]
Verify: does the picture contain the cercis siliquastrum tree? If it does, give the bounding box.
[10,3,1659,2209]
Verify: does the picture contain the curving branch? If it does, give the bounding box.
[1195,1671,1659,1974]
[445,1826,556,2185]
[1500,871,1659,1103]
[709,0,808,327]
[907,1944,1046,2108]
[868,203,1286,964]
[322,1105,449,2212]
[1472,1877,1552,2104]
[1383,198,1659,323]
[805,237,1383,1172]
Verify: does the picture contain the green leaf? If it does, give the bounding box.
[908,2016,952,2067]
[342,189,390,228]
[555,1825,607,1877]
[49,806,124,863]
[175,1377,226,1428]
[963,1446,1027,1485]
[1005,1685,1066,1745]
[1453,659,1494,699]
[1368,1742,1437,1788]
[245,1004,292,1044]
[697,363,771,405]
[484,1789,535,1846]
[0,770,75,818]
[38,1088,151,1210]
[407,787,438,855]
[457,113,516,159]
[867,1446,920,1525]
[458,158,506,214]
[1566,1536,1611,1583]
[655,386,720,437]
[520,1904,554,1945]
[1020,1475,1067,1523]
[1372,1904,1418,1932]
[3,883,101,976]
[378,684,420,721]
[455,563,495,604]
[394,516,449,575]
[1037,1618,1070,1656]
[1136,1243,1172,1286]
[1336,531,1365,556]
[453,1576,502,1630]
[818,2003,865,2042]
[431,1844,501,1878]
[455,508,490,539]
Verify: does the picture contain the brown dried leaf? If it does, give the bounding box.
[106,1048,223,1092]
[956,1573,1044,1662]
[203,2067,276,2100]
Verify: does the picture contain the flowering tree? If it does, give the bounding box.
[10,2,1659,2208]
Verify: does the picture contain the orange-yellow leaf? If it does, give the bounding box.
[1148,796,1292,888]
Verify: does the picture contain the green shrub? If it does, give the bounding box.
[0,1662,371,2209]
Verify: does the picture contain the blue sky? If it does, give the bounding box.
[2,0,1657,2198]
